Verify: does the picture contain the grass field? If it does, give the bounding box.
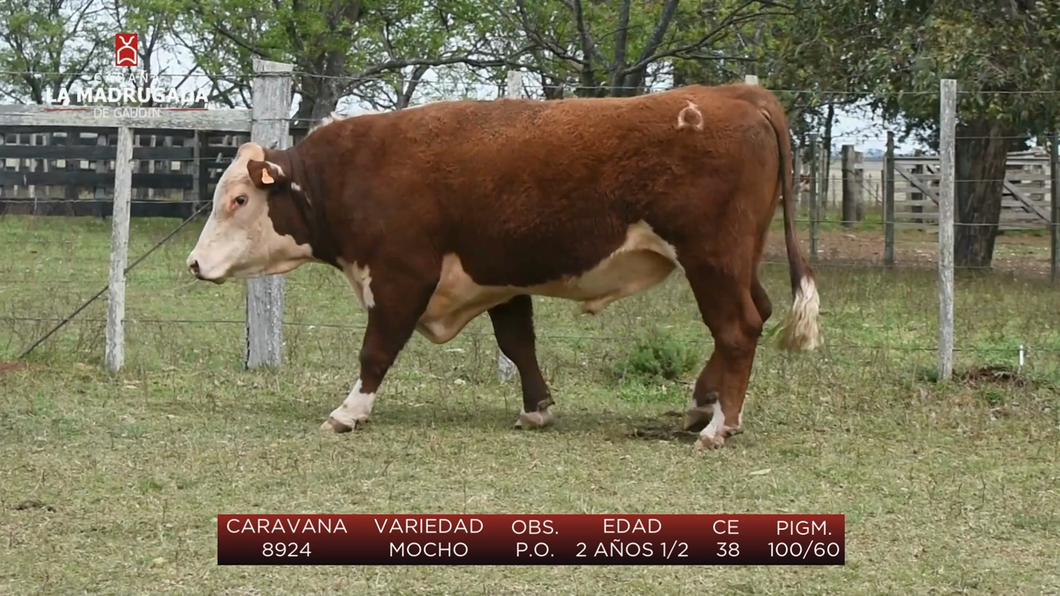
[2,213,1059,595]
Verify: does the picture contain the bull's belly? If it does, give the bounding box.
[415,221,680,344]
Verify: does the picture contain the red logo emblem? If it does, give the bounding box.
[115,33,138,67]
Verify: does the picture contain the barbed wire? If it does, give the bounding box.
[1,314,1056,355]
[0,116,1054,148]
[1,69,1060,99]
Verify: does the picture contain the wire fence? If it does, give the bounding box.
[1,69,1058,387]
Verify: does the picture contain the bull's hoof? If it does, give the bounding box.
[320,416,360,433]
[694,434,727,450]
[514,408,556,429]
[694,426,742,450]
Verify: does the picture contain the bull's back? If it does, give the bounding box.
[417,89,770,281]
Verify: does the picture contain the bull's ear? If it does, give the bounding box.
[247,159,287,188]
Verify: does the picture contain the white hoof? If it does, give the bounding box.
[514,408,556,429]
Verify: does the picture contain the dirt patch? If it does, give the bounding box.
[14,500,55,512]
[0,362,27,374]
[955,365,1033,388]
[763,228,1053,277]
[629,411,699,443]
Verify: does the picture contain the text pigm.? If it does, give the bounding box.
[374,517,484,534]
[777,520,829,536]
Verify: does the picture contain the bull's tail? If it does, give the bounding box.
[759,97,821,352]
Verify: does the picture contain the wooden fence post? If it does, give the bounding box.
[808,133,819,261]
[245,59,294,369]
[1050,132,1059,284]
[884,131,896,267]
[495,69,524,383]
[938,79,957,382]
[105,126,133,371]
[854,150,864,221]
[841,144,857,227]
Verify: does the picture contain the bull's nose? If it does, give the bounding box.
[188,259,202,279]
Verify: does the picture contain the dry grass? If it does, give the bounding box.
[1,214,1059,595]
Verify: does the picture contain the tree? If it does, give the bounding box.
[156,0,527,120]
[769,0,1060,267]
[0,0,109,104]
[504,0,789,99]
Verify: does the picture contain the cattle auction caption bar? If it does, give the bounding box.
[217,514,844,566]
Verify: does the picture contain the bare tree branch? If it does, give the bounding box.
[626,6,790,74]
[632,0,679,68]
[609,0,632,89]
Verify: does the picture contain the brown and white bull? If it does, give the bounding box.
[186,83,821,450]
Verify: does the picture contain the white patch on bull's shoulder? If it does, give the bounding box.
[307,109,383,138]
[675,100,704,131]
[290,181,310,206]
[310,112,349,134]
[185,145,315,281]
[777,277,821,352]
[337,258,375,309]
[413,221,680,345]
[322,380,376,431]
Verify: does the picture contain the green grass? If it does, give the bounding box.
[2,215,1060,595]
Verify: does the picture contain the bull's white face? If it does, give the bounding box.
[186,142,314,283]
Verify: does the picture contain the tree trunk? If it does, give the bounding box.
[295,73,341,125]
[954,119,1011,268]
[820,101,835,212]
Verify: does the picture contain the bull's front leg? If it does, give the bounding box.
[321,270,437,433]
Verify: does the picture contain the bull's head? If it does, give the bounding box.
[186,142,315,283]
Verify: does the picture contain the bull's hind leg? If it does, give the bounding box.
[320,272,438,433]
[679,261,764,449]
[488,294,555,429]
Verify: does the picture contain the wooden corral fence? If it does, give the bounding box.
[0,122,312,218]
[892,147,1054,230]
[0,63,527,385]
[0,59,297,374]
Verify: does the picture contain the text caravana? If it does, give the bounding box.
[226,517,349,534]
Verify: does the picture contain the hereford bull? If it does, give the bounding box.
[186,83,821,450]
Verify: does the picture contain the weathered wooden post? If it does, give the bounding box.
[938,79,957,382]
[854,149,865,222]
[105,126,133,371]
[841,144,858,227]
[884,131,896,267]
[245,59,294,369]
[1051,133,1059,284]
[808,133,819,261]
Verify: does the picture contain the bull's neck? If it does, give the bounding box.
[266,145,341,269]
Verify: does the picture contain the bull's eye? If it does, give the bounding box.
[234,195,247,206]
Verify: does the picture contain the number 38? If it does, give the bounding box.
[717,542,739,557]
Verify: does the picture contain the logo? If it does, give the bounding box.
[115,33,138,67]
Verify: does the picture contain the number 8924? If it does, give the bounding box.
[262,542,311,557]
